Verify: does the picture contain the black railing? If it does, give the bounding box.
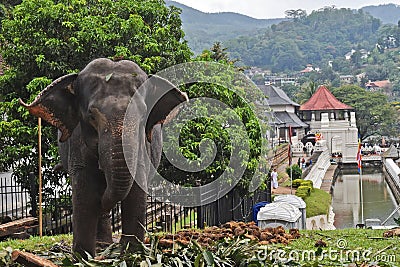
[0,172,31,221]
[1,173,269,236]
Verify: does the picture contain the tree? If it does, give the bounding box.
[284,9,307,20]
[158,46,268,196]
[0,0,191,195]
[210,42,230,63]
[280,83,299,100]
[295,81,318,104]
[330,85,397,140]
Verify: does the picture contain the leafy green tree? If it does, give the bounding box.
[158,47,268,196]
[284,9,307,20]
[330,85,397,140]
[210,42,231,63]
[286,164,302,180]
[0,0,191,194]
[280,83,299,100]
[295,81,318,104]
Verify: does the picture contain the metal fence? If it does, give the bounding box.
[1,173,270,236]
[0,172,31,221]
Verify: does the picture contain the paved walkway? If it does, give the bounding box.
[320,164,338,193]
[273,153,338,195]
[273,155,310,195]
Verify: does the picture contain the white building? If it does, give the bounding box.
[298,85,359,164]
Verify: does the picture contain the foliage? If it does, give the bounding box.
[158,45,268,196]
[0,0,191,199]
[226,7,381,72]
[330,85,398,140]
[2,229,400,266]
[300,179,313,190]
[291,179,304,188]
[285,164,302,180]
[6,234,261,267]
[295,185,311,199]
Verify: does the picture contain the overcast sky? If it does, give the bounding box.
[170,0,400,19]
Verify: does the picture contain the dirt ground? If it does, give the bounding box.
[272,155,309,195]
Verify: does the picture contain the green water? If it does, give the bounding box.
[331,170,399,229]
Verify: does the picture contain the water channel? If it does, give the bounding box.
[331,169,400,229]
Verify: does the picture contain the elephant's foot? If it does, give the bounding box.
[96,212,113,244]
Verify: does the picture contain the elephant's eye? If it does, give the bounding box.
[87,108,97,124]
[88,112,95,121]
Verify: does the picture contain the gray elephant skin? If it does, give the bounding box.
[20,58,188,257]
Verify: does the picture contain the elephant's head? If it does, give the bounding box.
[20,58,187,211]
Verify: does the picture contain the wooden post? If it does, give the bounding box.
[38,117,43,237]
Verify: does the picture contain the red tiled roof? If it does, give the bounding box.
[299,85,353,111]
[365,80,390,88]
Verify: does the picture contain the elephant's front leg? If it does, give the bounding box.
[71,166,104,257]
[120,182,147,251]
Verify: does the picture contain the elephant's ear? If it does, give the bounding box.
[145,75,188,141]
[19,73,79,142]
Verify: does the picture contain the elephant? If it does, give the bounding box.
[20,58,188,257]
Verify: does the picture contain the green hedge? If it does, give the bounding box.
[300,180,313,190]
[292,179,304,188]
[295,185,312,198]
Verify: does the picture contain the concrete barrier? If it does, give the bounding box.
[382,158,400,203]
[304,149,331,189]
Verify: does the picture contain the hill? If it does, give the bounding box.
[166,1,284,53]
[362,3,400,24]
[224,6,383,71]
[166,2,400,67]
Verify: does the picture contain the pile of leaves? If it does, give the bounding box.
[154,221,301,249]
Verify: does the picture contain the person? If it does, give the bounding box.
[297,157,301,167]
[271,168,279,189]
[301,157,305,169]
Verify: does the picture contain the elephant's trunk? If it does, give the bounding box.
[101,118,140,212]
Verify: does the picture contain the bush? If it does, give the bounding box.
[295,185,312,199]
[300,180,313,190]
[286,164,302,180]
[292,179,304,188]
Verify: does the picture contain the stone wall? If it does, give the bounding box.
[306,206,336,230]
[304,149,331,189]
[382,158,400,204]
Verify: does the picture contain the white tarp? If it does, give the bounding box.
[257,202,301,223]
[274,194,306,209]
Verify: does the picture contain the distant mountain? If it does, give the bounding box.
[166,1,285,53]
[224,7,383,71]
[167,1,400,63]
[362,3,400,24]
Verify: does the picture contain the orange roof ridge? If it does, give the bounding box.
[299,85,353,111]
